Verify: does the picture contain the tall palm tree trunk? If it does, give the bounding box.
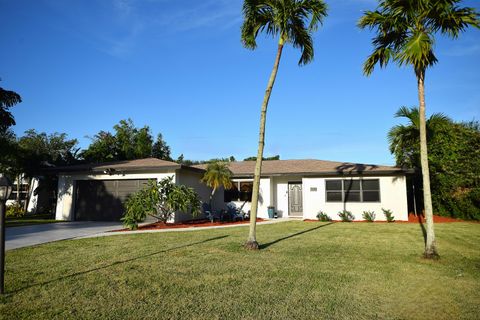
[417,70,439,259]
[245,40,284,250]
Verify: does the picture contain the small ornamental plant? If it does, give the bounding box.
[122,177,201,230]
[362,210,376,222]
[382,208,395,223]
[6,202,26,218]
[338,210,355,222]
[316,211,332,222]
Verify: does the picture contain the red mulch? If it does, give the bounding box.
[305,214,465,223]
[116,218,265,232]
[407,214,464,223]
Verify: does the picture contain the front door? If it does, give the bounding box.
[288,182,303,217]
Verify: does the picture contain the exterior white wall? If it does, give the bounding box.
[55,171,175,221]
[55,175,75,221]
[302,175,408,221]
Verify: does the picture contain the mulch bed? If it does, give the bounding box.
[305,214,465,223]
[116,218,265,232]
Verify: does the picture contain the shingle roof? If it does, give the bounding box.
[194,159,406,177]
[53,158,186,173]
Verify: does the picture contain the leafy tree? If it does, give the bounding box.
[82,119,172,162]
[122,177,201,230]
[243,155,280,161]
[389,108,480,220]
[0,84,22,133]
[0,129,18,177]
[358,0,479,259]
[241,0,328,249]
[176,155,236,166]
[201,162,234,209]
[81,131,117,163]
[152,133,172,161]
[17,129,79,173]
[7,129,79,210]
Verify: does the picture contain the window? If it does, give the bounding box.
[224,181,253,202]
[8,184,29,201]
[326,179,380,202]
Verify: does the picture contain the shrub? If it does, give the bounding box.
[6,202,26,218]
[382,208,395,222]
[316,211,332,222]
[338,210,354,222]
[362,210,376,222]
[122,177,201,230]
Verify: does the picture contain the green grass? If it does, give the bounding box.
[6,214,59,227]
[1,221,479,319]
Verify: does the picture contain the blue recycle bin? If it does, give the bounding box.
[267,206,275,219]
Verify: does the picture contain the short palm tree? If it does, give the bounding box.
[241,0,328,250]
[201,162,234,208]
[388,106,451,168]
[359,0,479,258]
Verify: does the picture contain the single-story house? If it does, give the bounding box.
[54,157,411,222]
[6,174,44,214]
[197,159,411,221]
[54,158,211,222]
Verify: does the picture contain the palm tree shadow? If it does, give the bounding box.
[9,235,228,295]
[416,215,427,245]
[259,222,335,249]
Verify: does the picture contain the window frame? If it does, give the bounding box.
[224,180,254,202]
[325,179,381,203]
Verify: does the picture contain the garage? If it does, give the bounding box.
[74,179,150,221]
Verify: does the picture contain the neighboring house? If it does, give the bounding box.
[196,159,411,221]
[54,158,211,222]
[6,174,43,214]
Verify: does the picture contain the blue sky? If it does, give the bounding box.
[1,0,479,165]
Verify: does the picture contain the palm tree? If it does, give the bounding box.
[359,0,479,258]
[388,106,451,168]
[241,0,328,250]
[201,162,234,209]
[0,85,22,133]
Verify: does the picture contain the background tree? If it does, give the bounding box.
[358,0,479,259]
[16,129,79,210]
[201,162,233,209]
[244,155,280,161]
[241,0,328,249]
[389,107,480,220]
[82,119,172,162]
[0,84,22,134]
[388,107,451,168]
[152,133,172,161]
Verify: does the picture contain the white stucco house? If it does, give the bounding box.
[54,158,411,222]
[198,159,411,221]
[6,174,43,214]
[54,158,211,222]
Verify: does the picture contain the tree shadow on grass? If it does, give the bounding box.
[9,235,228,295]
[259,222,335,249]
[415,215,427,245]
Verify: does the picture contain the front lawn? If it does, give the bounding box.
[1,221,479,319]
[6,213,59,227]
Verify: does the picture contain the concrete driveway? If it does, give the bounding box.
[6,222,123,250]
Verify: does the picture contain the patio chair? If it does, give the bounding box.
[202,202,221,222]
[226,202,245,221]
